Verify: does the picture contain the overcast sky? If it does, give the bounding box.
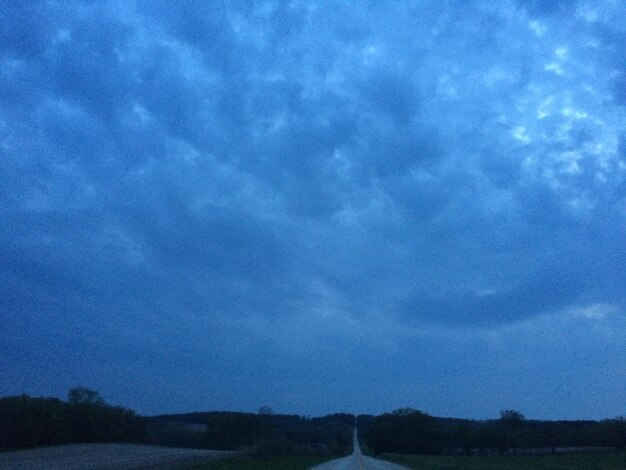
[1,0,625,420]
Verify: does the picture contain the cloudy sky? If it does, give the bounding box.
[1,0,625,420]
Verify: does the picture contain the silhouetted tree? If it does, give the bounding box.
[499,409,525,455]
[0,389,146,449]
[366,408,444,455]
[604,417,626,449]
[68,387,105,406]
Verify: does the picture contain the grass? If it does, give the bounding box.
[380,450,626,470]
[188,454,334,469]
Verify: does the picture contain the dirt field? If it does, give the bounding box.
[0,443,237,469]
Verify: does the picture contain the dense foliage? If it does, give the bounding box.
[364,408,626,456]
[257,412,354,456]
[0,388,147,450]
[205,412,266,450]
[149,411,354,455]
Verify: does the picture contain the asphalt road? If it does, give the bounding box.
[310,430,409,470]
[0,443,237,469]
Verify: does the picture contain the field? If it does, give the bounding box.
[189,454,334,469]
[381,451,626,470]
[0,443,237,469]
[0,442,332,470]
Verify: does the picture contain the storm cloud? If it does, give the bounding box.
[1,0,625,419]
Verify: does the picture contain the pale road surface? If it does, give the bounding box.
[310,429,409,470]
[0,443,237,469]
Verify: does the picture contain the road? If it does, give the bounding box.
[310,429,409,470]
[0,443,237,469]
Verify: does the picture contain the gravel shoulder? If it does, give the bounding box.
[0,443,238,470]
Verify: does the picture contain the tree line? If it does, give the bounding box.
[361,408,626,456]
[150,409,355,456]
[6,391,622,457]
[0,389,354,456]
[0,388,147,450]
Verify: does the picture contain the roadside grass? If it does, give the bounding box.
[188,454,333,469]
[380,450,626,470]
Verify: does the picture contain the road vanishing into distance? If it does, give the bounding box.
[310,429,409,470]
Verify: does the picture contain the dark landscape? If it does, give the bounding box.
[1,389,624,469]
[2,0,626,469]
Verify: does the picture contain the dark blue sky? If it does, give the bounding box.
[1,0,625,420]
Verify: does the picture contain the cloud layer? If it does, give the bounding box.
[1,0,625,418]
